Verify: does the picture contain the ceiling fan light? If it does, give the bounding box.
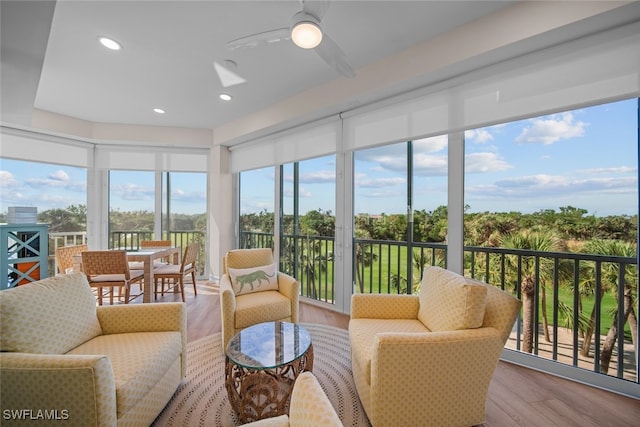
[291,20,322,49]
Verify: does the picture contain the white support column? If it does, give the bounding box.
[154,170,162,239]
[447,131,464,274]
[208,145,233,281]
[335,120,353,314]
[88,169,109,250]
[273,165,281,264]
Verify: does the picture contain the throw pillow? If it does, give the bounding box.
[418,266,487,331]
[228,263,279,296]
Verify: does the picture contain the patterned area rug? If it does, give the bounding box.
[152,323,371,427]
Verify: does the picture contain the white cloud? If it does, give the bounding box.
[465,128,494,144]
[49,170,70,182]
[26,169,71,188]
[468,174,637,200]
[298,187,313,198]
[413,153,447,176]
[373,155,406,172]
[413,135,448,152]
[577,166,636,175]
[465,152,513,173]
[116,183,153,201]
[361,189,404,199]
[515,112,586,144]
[299,170,335,183]
[357,176,406,188]
[170,188,206,203]
[0,170,18,188]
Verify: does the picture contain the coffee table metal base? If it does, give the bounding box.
[225,344,314,423]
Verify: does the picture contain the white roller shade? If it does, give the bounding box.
[95,145,208,172]
[0,126,93,168]
[343,23,640,150]
[230,117,339,173]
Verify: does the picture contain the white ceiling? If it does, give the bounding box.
[2,1,639,147]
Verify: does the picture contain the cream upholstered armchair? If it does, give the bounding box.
[0,273,186,426]
[219,248,300,349]
[349,266,521,427]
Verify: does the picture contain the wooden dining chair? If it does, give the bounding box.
[152,242,199,302]
[55,244,88,275]
[81,250,145,305]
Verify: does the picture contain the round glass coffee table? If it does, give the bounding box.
[224,321,314,423]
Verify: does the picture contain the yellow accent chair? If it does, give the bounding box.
[219,248,300,350]
[242,372,343,427]
[349,266,521,427]
[0,272,187,427]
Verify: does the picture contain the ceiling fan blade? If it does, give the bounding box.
[226,28,289,51]
[315,33,355,78]
[302,0,330,21]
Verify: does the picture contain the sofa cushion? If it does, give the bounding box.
[228,263,279,295]
[349,318,428,385]
[235,290,292,329]
[0,273,103,354]
[67,331,182,418]
[418,266,487,331]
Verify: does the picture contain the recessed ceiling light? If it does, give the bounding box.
[219,93,232,101]
[153,108,166,114]
[98,36,122,51]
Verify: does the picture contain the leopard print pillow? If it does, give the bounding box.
[228,263,279,296]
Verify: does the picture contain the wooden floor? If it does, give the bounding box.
[149,281,639,427]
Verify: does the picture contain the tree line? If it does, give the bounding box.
[0,205,206,234]
[241,205,637,246]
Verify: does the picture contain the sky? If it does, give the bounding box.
[0,165,207,215]
[241,97,638,217]
[1,98,637,218]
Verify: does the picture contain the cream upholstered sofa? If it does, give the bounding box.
[349,266,521,427]
[219,248,299,349]
[0,273,187,427]
[242,372,343,427]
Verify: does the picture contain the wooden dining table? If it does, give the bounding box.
[73,246,181,303]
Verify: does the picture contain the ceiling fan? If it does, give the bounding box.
[225,0,355,78]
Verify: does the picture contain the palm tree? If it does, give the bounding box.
[578,239,638,374]
[498,230,566,353]
[354,241,378,294]
[296,237,331,300]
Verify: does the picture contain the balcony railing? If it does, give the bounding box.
[241,230,638,384]
[48,230,207,277]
